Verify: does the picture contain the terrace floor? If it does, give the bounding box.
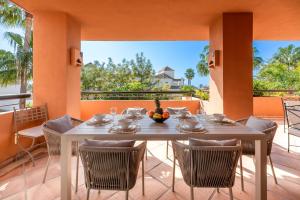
[1,120,300,200]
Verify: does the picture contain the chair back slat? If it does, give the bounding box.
[285,104,300,129]
[14,105,48,132]
[173,141,241,188]
[79,142,146,191]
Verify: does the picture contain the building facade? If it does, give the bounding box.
[154,66,184,90]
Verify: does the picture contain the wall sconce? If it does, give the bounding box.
[208,50,220,68]
[70,48,83,67]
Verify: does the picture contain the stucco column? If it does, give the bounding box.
[208,13,253,119]
[33,11,81,118]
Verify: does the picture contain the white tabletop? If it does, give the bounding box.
[64,115,266,141]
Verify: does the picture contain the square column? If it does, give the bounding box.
[209,13,253,119]
[33,11,81,118]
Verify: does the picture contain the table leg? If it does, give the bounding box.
[61,136,72,200]
[255,139,267,200]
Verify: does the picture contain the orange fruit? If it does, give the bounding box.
[148,111,154,117]
[162,112,169,119]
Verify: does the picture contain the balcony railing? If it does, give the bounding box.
[0,93,31,112]
[81,91,195,100]
[253,89,299,97]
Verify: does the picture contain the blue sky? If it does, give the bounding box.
[1,25,300,87]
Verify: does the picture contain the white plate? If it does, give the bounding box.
[87,118,113,126]
[176,124,207,133]
[109,125,138,134]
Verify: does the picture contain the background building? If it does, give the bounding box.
[154,66,184,90]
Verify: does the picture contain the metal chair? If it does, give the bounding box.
[282,99,300,133]
[13,104,48,166]
[284,104,300,152]
[79,141,146,200]
[236,117,278,190]
[172,141,241,200]
[42,117,83,193]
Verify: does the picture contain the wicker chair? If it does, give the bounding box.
[172,141,241,200]
[236,117,278,190]
[13,104,48,166]
[42,117,83,192]
[283,104,300,152]
[79,141,146,200]
[166,107,189,159]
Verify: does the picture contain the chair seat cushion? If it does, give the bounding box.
[189,138,237,146]
[18,125,44,138]
[45,115,73,133]
[82,139,135,147]
[246,116,275,131]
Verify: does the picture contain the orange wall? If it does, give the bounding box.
[209,13,253,120]
[253,97,284,118]
[80,100,200,120]
[0,112,33,163]
[33,11,81,119]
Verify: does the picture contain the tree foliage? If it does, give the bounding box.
[81,53,155,91]
[254,45,300,93]
[196,45,209,77]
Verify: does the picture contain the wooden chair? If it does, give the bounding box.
[42,117,83,192]
[172,140,241,200]
[284,104,300,152]
[79,141,146,200]
[236,117,278,190]
[13,104,48,166]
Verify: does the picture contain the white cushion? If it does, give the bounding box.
[189,138,237,146]
[45,115,73,133]
[246,116,275,131]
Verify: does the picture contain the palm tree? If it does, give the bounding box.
[196,45,264,76]
[1,31,33,91]
[196,45,210,77]
[271,44,300,70]
[0,0,33,108]
[185,68,195,86]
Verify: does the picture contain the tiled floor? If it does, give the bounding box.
[1,120,300,200]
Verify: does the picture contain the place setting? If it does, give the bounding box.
[173,110,193,120]
[86,114,113,126]
[108,118,140,134]
[176,116,207,134]
[206,113,236,126]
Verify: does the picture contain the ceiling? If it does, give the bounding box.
[11,0,300,40]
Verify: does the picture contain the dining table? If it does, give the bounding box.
[60,115,267,200]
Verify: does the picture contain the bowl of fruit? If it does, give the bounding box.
[148,99,170,123]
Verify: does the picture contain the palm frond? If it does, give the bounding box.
[4,32,24,51]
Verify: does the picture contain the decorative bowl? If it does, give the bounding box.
[151,117,169,123]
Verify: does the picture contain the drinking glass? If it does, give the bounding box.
[110,107,117,125]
